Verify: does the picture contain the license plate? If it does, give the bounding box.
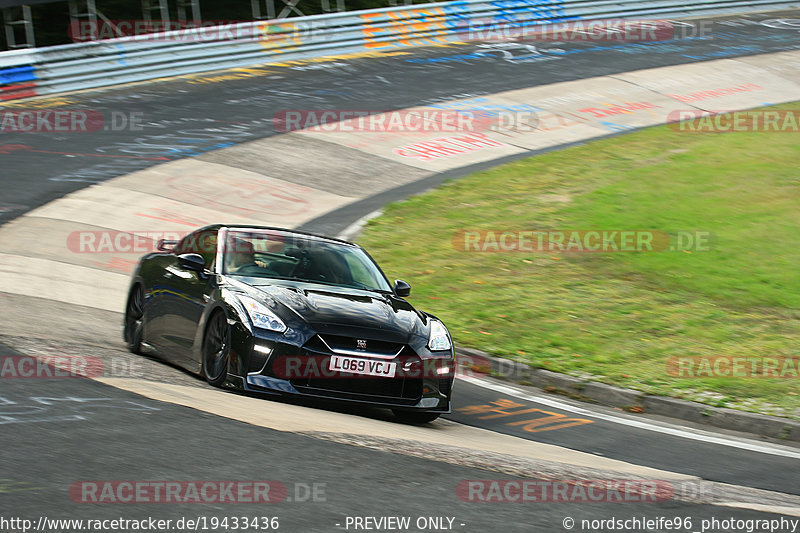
[328,355,396,378]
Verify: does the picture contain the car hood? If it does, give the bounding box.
[241,279,427,342]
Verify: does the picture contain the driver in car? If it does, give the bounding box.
[227,239,271,274]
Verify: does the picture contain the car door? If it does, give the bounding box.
[156,229,218,363]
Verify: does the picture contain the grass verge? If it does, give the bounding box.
[358,104,800,419]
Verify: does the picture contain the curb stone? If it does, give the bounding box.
[455,346,800,443]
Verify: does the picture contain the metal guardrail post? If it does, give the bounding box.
[142,0,170,26]
[270,0,306,18]
[3,5,35,49]
[176,0,202,25]
[254,0,348,19]
[68,0,99,40]
[251,0,278,19]
[321,0,348,13]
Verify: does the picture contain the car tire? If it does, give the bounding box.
[123,285,144,354]
[203,311,231,387]
[392,410,441,424]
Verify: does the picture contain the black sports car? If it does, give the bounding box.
[123,224,454,423]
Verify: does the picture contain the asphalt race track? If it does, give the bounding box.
[449,378,800,495]
[2,9,800,532]
[3,342,795,533]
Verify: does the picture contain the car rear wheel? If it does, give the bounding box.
[123,285,144,354]
[203,312,231,387]
[392,410,441,424]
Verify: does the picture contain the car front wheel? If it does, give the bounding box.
[123,285,144,354]
[203,312,231,387]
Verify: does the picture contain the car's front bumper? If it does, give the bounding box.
[229,328,453,412]
[242,372,452,413]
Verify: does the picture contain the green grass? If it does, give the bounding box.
[358,104,800,419]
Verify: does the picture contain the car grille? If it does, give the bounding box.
[316,334,403,357]
[292,335,422,405]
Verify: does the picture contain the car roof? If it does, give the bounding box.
[195,224,358,247]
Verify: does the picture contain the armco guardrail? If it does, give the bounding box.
[1,0,798,101]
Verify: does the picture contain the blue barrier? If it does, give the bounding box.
[0,65,37,84]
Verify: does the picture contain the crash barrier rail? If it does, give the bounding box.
[1,0,799,100]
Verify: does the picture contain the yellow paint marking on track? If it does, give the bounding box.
[457,398,595,433]
[186,72,274,84]
[267,49,417,67]
[1,97,76,108]
[184,49,422,84]
[0,479,43,494]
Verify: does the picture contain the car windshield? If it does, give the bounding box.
[221,229,393,293]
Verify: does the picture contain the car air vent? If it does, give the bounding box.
[318,334,403,356]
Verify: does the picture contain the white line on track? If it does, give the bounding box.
[459,375,800,460]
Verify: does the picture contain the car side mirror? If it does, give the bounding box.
[157,239,177,251]
[394,279,411,297]
[178,253,206,272]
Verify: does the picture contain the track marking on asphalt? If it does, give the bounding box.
[459,376,800,459]
[456,398,595,433]
[96,376,696,479]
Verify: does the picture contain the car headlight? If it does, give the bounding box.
[428,319,452,351]
[237,295,287,333]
